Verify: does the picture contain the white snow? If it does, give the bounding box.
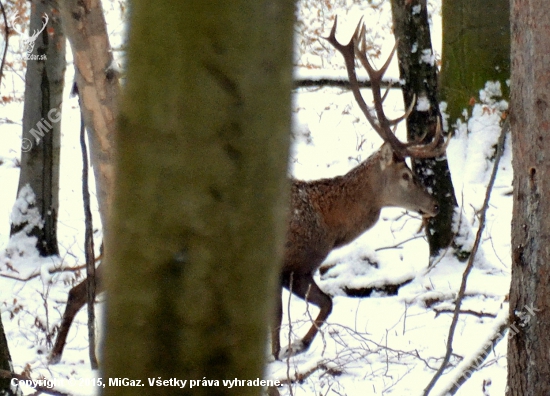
[416,95,431,111]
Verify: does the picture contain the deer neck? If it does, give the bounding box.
[313,153,384,248]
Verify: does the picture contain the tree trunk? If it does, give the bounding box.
[390,0,458,259]
[507,1,550,395]
[11,1,65,256]
[440,0,510,122]
[0,316,18,395]
[58,0,119,230]
[101,1,294,395]
[48,0,119,365]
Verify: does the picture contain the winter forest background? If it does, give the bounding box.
[0,0,549,395]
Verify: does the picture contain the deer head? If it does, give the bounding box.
[376,142,439,217]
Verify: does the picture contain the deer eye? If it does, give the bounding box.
[402,172,411,181]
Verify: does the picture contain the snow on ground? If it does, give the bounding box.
[267,78,511,396]
[0,1,512,395]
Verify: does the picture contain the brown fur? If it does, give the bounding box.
[49,144,438,363]
[272,143,438,359]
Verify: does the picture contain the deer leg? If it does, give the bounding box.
[49,264,103,364]
[282,273,332,357]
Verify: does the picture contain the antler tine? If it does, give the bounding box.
[324,17,385,139]
[354,32,411,155]
[387,95,416,126]
[325,16,361,62]
[405,117,450,158]
[380,80,395,104]
[378,40,399,79]
[355,29,398,82]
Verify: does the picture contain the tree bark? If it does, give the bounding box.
[507,1,550,395]
[440,0,510,122]
[58,0,119,230]
[101,1,294,395]
[11,1,65,256]
[0,316,18,395]
[48,0,118,365]
[390,0,458,258]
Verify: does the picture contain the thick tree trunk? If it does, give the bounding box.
[390,0,458,258]
[507,1,550,395]
[11,1,65,256]
[440,0,510,122]
[101,1,294,395]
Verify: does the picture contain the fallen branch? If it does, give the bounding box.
[423,119,509,396]
[343,278,413,298]
[433,309,497,319]
[0,264,86,282]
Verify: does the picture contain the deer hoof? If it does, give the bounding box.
[280,341,306,359]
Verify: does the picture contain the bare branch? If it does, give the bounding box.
[0,1,9,88]
[433,309,497,319]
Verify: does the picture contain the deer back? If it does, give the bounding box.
[284,143,438,276]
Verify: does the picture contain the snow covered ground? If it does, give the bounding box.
[0,1,513,395]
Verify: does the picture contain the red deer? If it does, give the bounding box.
[49,18,447,365]
[271,19,447,359]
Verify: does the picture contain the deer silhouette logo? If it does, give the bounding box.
[11,12,49,60]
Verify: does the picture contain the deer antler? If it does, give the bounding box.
[325,17,448,159]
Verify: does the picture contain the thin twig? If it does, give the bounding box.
[286,272,294,396]
[433,308,497,319]
[375,234,424,252]
[423,119,509,396]
[79,96,98,370]
[0,1,9,89]
[304,283,327,356]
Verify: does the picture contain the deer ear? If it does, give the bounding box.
[379,143,395,170]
